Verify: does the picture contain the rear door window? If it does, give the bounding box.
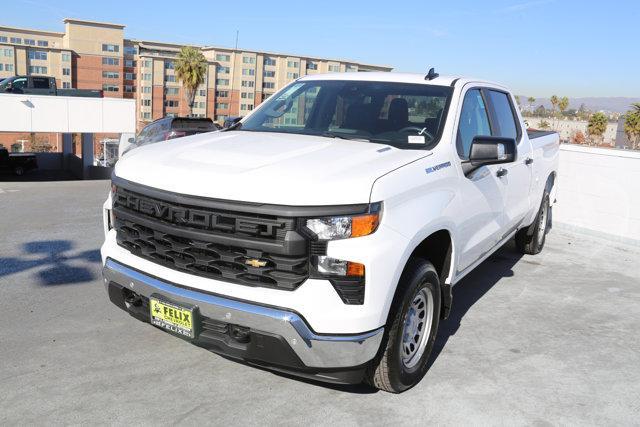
[456,89,491,159]
[486,90,519,140]
[32,77,50,89]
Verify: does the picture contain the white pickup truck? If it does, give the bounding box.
[101,71,559,393]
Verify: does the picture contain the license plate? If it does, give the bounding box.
[149,297,196,339]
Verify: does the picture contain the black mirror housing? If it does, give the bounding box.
[464,136,516,175]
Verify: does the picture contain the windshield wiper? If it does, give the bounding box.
[321,132,372,142]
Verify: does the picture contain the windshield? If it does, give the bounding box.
[0,77,14,90]
[240,80,452,148]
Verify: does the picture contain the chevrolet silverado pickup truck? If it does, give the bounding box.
[101,71,559,393]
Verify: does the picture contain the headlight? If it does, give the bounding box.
[305,208,381,241]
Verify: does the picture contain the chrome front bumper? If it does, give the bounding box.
[102,259,383,370]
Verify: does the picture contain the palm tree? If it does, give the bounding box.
[587,112,608,146]
[527,96,535,112]
[558,97,569,116]
[175,46,207,116]
[624,106,640,149]
[549,95,559,128]
[632,102,640,112]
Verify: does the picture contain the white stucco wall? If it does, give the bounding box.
[0,93,136,133]
[554,144,640,243]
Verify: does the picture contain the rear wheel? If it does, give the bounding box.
[366,258,440,393]
[13,165,25,176]
[516,193,550,255]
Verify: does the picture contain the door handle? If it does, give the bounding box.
[525,157,533,165]
[496,168,508,177]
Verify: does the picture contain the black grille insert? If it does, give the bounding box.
[113,186,309,290]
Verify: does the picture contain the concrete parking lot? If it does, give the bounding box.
[1,179,639,425]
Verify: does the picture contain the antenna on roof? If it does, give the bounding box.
[425,67,439,81]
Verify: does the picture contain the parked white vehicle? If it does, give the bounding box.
[101,71,559,392]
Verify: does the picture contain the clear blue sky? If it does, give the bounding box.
[4,0,639,97]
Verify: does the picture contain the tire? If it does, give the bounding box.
[515,193,550,255]
[13,166,25,176]
[366,258,441,393]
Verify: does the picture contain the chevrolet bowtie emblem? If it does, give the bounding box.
[245,258,267,268]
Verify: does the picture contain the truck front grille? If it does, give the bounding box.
[112,186,309,291]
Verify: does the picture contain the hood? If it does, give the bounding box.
[114,131,431,206]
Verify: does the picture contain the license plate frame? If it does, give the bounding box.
[149,294,198,339]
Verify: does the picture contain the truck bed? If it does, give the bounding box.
[527,130,557,140]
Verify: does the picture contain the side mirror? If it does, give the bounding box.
[5,82,12,92]
[463,136,516,175]
[127,137,135,144]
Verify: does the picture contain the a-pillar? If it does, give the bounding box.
[81,133,94,179]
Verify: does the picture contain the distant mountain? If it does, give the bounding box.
[516,97,640,114]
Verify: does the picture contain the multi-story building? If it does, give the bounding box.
[0,19,392,139]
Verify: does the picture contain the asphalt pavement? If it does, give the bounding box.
[1,179,639,425]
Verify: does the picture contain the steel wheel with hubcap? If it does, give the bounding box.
[516,192,550,255]
[367,258,441,393]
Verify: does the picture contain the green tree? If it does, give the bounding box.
[175,46,207,116]
[624,108,640,150]
[539,120,550,129]
[550,95,559,114]
[527,96,535,112]
[632,102,640,112]
[587,112,608,146]
[558,96,569,116]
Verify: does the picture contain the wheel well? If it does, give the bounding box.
[408,230,453,319]
[545,171,556,194]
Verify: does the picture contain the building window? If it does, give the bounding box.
[62,82,71,89]
[102,43,120,53]
[10,37,21,44]
[124,59,136,67]
[241,92,252,99]
[164,100,179,108]
[263,70,275,78]
[2,48,14,57]
[216,78,229,86]
[264,57,276,66]
[242,56,255,64]
[142,73,151,81]
[61,52,71,61]
[287,60,299,68]
[102,71,120,79]
[346,65,357,72]
[215,53,230,62]
[142,112,151,120]
[102,84,119,92]
[37,40,48,47]
[124,45,137,55]
[28,66,48,74]
[241,80,254,87]
[28,50,48,60]
[165,61,175,69]
[62,68,71,76]
[0,64,3,71]
[262,93,272,101]
[215,90,228,98]
[124,85,134,93]
[142,99,151,106]
[142,60,152,68]
[24,39,36,46]
[242,68,255,76]
[125,72,134,80]
[240,104,254,111]
[102,57,119,66]
[262,82,275,89]
[5,64,13,71]
[142,86,151,94]
[198,102,205,109]
[306,62,318,70]
[286,72,299,79]
[165,87,179,95]
[199,89,206,96]
[216,65,230,74]
[215,103,229,109]
[164,75,176,83]
[328,64,341,72]
[0,36,7,43]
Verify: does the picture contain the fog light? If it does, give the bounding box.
[315,256,364,277]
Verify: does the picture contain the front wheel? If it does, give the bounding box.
[366,258,441,393]
[516,193,550,255]
[13,165,25,176]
